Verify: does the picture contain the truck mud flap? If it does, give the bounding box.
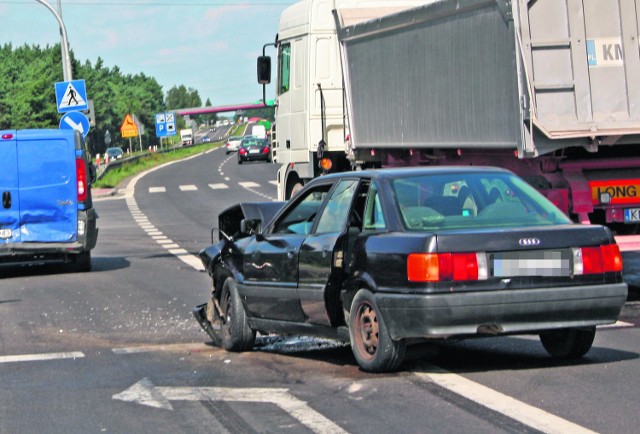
[192,303,222,347]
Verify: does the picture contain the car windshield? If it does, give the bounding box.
[391,172,571,231]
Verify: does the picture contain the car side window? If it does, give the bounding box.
[363,182,386,231]
[272,184,331,235]
[315,180,358,234]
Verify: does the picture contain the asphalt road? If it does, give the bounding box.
[1,147,639,433]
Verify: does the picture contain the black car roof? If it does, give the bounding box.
[307,166,512,184]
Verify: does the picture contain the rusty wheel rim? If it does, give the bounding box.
[354,301,379,360]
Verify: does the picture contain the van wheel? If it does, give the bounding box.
[220,278,255,351]
[349,289,405,372]
[539,327,596,358]
[73,251,92,272]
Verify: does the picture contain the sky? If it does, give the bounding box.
[0,0,298,108]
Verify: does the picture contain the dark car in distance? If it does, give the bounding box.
[194,167,627,372]
[237,137,270,164]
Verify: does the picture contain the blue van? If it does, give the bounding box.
[0,129,98,271]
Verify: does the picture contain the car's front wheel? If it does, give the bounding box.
[349,289,405,372]
[220,277,255,352]
[539,327,596,358]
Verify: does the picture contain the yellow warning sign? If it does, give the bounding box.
[120,114,138,138]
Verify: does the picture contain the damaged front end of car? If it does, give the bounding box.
[193,201,285,345]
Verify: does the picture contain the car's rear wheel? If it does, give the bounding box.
[220,277,255,352]
[349,289,405,372]
[237,157,243,164]
[539,327,596,358]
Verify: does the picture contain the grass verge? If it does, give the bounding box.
[94,141,221,188]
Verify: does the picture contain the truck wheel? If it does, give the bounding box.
[539,327,596,358]
[220,277,255,352]
[73,251,92,272]
[349,289,405,372]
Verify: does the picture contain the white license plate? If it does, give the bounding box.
[624,208,640,222]
[492,250,570,277]
[0,228,12,239]
[249,149,260,154]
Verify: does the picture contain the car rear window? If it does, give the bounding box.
[391,172,571,231]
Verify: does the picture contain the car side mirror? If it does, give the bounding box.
[240,218,262,236]
[257,56,271,84]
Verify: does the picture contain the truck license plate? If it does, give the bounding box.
[624,208,640,222]
[0,228,12,239]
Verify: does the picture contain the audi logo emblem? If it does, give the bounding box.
[519,238,541,246]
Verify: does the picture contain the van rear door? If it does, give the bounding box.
[0,131,20,244]
[16,130,78,243]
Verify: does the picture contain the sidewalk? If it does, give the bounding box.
[92,187,118,199]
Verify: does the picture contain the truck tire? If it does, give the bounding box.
[220,277,255,352]
[539,327,596,358]
[349,289,405,372]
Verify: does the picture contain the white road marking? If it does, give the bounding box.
[269,180,278,185]
[149,187,166,193]
[156,239,174,245]
[0,351,85,364]
[239,181,260,188]
[113,378,348,434]
[208,183,228,190]
[179,185,198,191]
[598,320,633,329]
[112,343,210,354]
[162,243,180,249]
[415,366,597,434]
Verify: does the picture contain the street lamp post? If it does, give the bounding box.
[35,0,72,81]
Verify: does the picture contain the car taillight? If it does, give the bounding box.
[574,244,623,274]
[262,146,270,154]
[76,158,87,202]
[408,252,488,282]
[239,148,247,155]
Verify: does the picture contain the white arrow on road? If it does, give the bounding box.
[113,378,347,434]
[63,116,85,134]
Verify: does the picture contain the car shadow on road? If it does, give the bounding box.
[406,334,639,374]
[0,256,130,279]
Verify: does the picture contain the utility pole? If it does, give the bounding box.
[35,0,73,81]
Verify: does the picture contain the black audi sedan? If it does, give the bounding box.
[195,167,627,372]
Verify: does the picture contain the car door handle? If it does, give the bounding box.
[2,191,11,209]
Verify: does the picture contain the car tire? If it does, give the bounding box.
[539,327,596,358]
[72,251,92,272]
[238,157,243,165]
[349,289,406,372]
[220,277,255,352]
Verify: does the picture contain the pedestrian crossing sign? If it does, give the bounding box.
[55,79,88,113]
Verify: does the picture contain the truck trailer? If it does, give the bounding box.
[258,0,640,249]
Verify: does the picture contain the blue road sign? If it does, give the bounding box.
[55,79,88,113]
[60,111,90,139]
[155,112,177,137]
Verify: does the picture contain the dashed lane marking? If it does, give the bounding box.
[209,183,228,190]
[238,181,260,188]
[149,187,166,193]
[179,184,198,191]
[0,351,85,364]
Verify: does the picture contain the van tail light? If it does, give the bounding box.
[76,158,87,203]
[575,244,623,274]
[408,252,488,282]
